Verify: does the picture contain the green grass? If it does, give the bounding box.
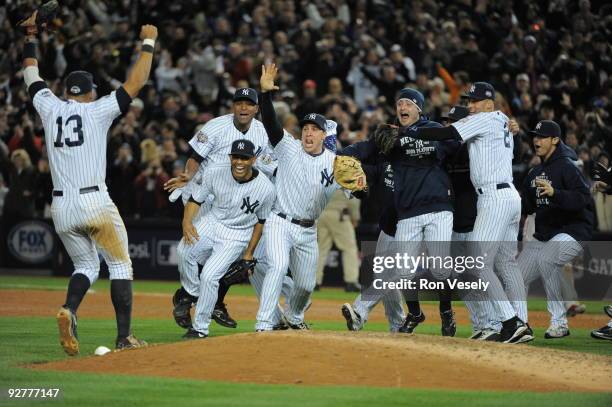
[0,275,611,406]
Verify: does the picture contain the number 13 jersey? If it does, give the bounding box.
[32,84,128,191]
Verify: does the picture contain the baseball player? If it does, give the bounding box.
[340,88,459,335]
[255,64,340,331]
[341,161,406,332]
[521,120,594,339]
[20,10,155,354]
[181,140,275,338]
[443,106,529,341]
[591,171,612,341]
[164,88,292,330]
[412,82,530,344]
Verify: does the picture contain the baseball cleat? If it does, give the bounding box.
[172,287,196,329]
[212,303,237,328]
[56,307,79,356]
[341,303,362,331]
[544,325,570,339]
[566,303,586,317]
[604,305,612,318]
[272,322,289,330]
[478,329,501,341]
[590,325,612,341]
[116,334,148,350]
[183,328,208,339]
[469,330,484,340]
[515,323,535,344]
[500,317,529,343]
[440,310,456,337]
[398,312,425,334]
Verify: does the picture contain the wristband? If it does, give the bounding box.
[23,41,37,59]
[142,44,154,53]
[143,38,155,47]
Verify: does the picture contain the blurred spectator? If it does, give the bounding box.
[2,149,36,220]
[134,158,169,219]
[109,143,138,217]
[0,174,8,216]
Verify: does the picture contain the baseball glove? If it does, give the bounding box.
[333,156,367,192]
[373,124,399,155]
[18,0,59,35]
[221,258,257,286]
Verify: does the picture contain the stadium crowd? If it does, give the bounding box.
[0,0,611,231]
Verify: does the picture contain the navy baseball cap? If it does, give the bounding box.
[300,113,327,131]
[65,71,96,95]
[396,88,424,111]
[463,82,495,101]
[442,105,469,121]
[233,88,258,104]
[230,139,256,158]
[528,120,561,139]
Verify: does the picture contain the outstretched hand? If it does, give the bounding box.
[260,64,280,93]
[19,11,38,27]
[140,24,158,41]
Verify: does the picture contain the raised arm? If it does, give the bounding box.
[21,12,44,89]
[259,64,284,146]
[122,25,158,98]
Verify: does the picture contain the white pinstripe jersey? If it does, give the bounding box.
[188,114,276,178]
[32,87,122,191]
[272,132,339,220]
[191,165,275,229]
[451,111,513,189]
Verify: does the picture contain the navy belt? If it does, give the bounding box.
[477,183,510,195]
[53,186,100,197]
[277,213,315,228]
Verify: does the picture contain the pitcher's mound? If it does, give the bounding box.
[33,331,611,392]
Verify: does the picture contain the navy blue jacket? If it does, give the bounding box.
[522,143,594,242]
[445,143,476,233]
[362,161,397,237]
[341,117,459,221]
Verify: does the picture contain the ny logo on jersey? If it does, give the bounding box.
[308,113,316,120]
[242,89,250,96]
[241,197,260,214]
[320,168,334,187]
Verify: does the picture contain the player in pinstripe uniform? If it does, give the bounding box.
[255,64,340,331]
[21,11,156,354]
[520,120,593,339]
[340,88,459,335]
[181,140,275,338]
[413,82,530,344]
[164,88,291,330]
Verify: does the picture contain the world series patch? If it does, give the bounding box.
[196,132,208,143]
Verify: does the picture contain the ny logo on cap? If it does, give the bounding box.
[450,107,455,114]
[470,85,476,93]
[70,86,81,94]
[412,98,417,104]
[485,91,492,97]
[308,113,316,120]
[242,89,250,95]
[536,122,542,130]
[238,142,245,149]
